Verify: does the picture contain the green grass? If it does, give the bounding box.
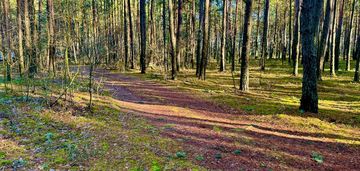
[0,84,202,170]
[129,60,359,124]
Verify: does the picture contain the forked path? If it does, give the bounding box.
[94,69,360,170]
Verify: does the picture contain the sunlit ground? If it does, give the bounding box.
[0,59,359,170]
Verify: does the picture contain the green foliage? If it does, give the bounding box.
[233,149,242,155]
[0,152,12,167]
[311,152,324,164]
[176,151,187,159]
[12,158,27,169]
[214,153,222,160]
[45,132,54,144]
[260,162,267,168]
[195,155,205,161]
[150,161,161,171]
[213,126,222,132]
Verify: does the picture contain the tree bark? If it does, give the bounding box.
[231,0,239,72]
[330,0,337,77]
[123,0,129,69]
[196,0,205,76]
[292,0,300,76]
[220,0,227,72]
[334,0,345,71]
[199,0,210,80]
[127,0,135,69]
[300,0,323,113]
[162,0,168,78]
[240,0,253,92]
[140,0,146,74]
[17,0,25,77]
[317,0,331,80]
[254,0,261,59]
[190,0,196,69]
[175,0,183,71]
[345,0,356,71]
[3,0,12,81]
[47,0,56,75]
[260,0,269,71]
[168,0,177,80]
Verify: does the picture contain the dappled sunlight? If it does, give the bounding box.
[74,90,360,146]
[0,138,27,159]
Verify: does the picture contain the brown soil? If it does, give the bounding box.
[93,69,360,170]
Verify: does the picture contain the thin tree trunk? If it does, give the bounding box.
[17,0,25,77]
[260,0,269,71]
[330,0,337,77]
[231,0,239,72]
[334,0,345,71]
[292,0,300,76]
[168,0,177,80]
[288,0,292,64]
[47,0,56,75]
[140,0,146,74]
[254,0,261,59]
[123,0,129,69]
[220,0,227,72]
[3,0,12,81]
[127,0,135,69]
[162,0,168,79]
[317,0,331,80]
[345,0,356,71]
[190,0,196,69]
[175,0,183,71]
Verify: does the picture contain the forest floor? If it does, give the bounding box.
[1,60,360,170]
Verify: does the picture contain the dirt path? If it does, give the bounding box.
[93,69,360,170]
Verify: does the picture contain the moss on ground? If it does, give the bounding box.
[123,60,360,146]
[0,86,202,170]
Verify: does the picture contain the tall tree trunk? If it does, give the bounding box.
[168,0,177,80]
[190,0,196,69]
[334,0,345,71]
[281,8,287,64]
[148,0,155,66]
[240,0,253,92]
[140,0,146,74]
[123,0,129,69]
[25,0,34,77]
[127,0,135,69]
[38,0,43,70]
[199,0,210,80]
[196,0,205,76]
[288,0,292,64]
[3,0,12,81]
[355,37,360,82]
[231,0,239,72]
[162,0,168,78]
[317,0,331,80]
[47,0,56,75]
[254,0,261,59]
[354,16,360,82]
[330,0,337,77]
[260,0,269,71]
[17,0,25,77]
[299,0,323,113]
[345,0,356,71]
[292,0,300,76]
[220,0,227,72]
[175,0,183,71]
